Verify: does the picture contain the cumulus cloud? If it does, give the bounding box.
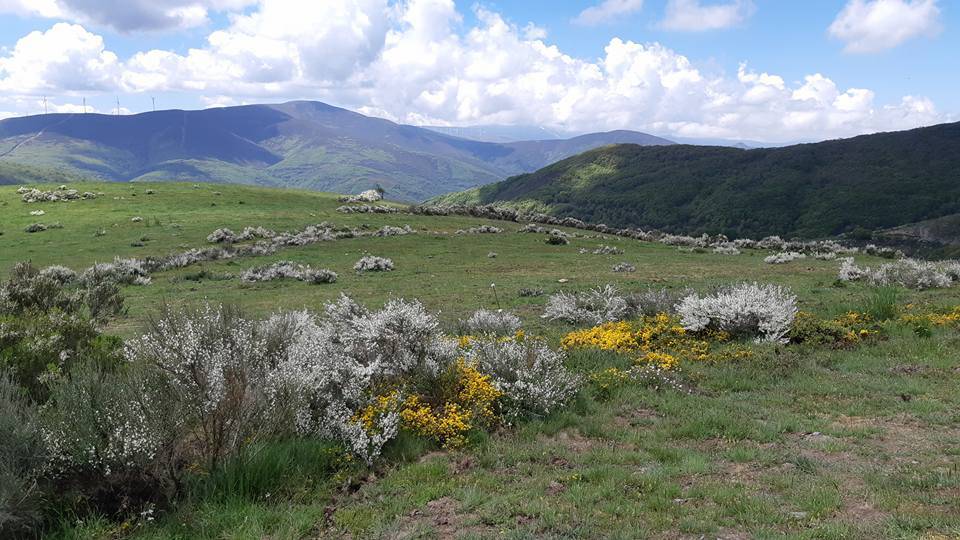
[0,0,948,142]
[0,0,258,32]
[660,0,755,31]
[829,0,941,53]
[0,23,121,93]
[572,0,644,26]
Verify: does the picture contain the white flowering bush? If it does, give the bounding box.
[676,283,797,343]
[612,262,636,273]
[79,258,151,286]
[456,225,502,234]
[464,338,581,421]
[375,225,415,237]
[542,285,630,325]
[838,257,954,290]
[592,245,623,255]
[354,255,395,273]
[123,304,281,469]
[38,265,76,285]
[241,261,337,284]
[764,251,806,264]
[713,245,741,255]
[0,372,45,536]
[461,309,522,336]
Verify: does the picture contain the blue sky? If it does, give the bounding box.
[0,0,953,142]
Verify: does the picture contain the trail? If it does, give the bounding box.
[0,114,76,159]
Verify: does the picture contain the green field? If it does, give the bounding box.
[2,183,959,539]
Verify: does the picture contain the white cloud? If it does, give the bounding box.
[572,0,643,26]
[0,0,258,32]
[0,23,121,93]
[660,0,754,31]
[0,0,948,143]
[829,0,941,53]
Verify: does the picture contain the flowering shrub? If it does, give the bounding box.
[398,360,501,448]
[788,311,881,347]
[39,265,77,284]
[456,225,502,234]
[561,322,639,353]
[612,262,636,273]
[79,258,151,286]
[241,261,337,284]
[461,309,522,336]
[542,285,630,325]
[592,245,624,255]
[838,258,953,289]
[463,336,580,421]
[354,255,395,273]
[677,283,797,343]
[764,251,806,264]
[0,372,45,536]
[375,225,415,237]
[24,223,47,233]
[713,245,741,255]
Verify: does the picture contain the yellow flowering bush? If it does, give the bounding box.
[788,311,882,346]
[561,321,638,352]
[900,305,960,327]
[561,314,744,370]
[398,359,502,448]
[588,367,630,399]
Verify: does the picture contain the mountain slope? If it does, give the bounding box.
[0,101,670,201]
[435,121,960,239]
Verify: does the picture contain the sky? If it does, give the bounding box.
[0,0,954,143]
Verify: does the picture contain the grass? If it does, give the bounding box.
[4,182,960,539]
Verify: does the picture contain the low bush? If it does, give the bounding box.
[542,285,631,325]
[354,255,395,273]
[677,283,797,343]
[460,309,522,336]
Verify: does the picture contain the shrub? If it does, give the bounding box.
[592,245,623,255]
[764,251,806,264]
[518,287,544,297]
[24,223,47,233]
[612,262,636,273]
[626,287,685,317]
[461,309,522,336]
[375,225,415,237]
[545,234,569,245]
[464,337,580,421]
[542,285,630,325]
[354,255,395,273]
[39,364,177,512]
[241,261,337,284]
[677,283,797,343]
[79,258,151,286]
[713,245,741,255]
[124,304,283,471]
[838,258,952,290]
[0,372,45,537]
[456,225,502,234]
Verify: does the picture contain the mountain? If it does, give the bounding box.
[0,101,670,201]
[434,121,960,239]
[422,125,565,143]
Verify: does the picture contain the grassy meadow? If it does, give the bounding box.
[2,182,959,539]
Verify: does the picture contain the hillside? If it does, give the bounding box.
[0,101,670,201]
[436,121,960,239]
[2,182,959,540]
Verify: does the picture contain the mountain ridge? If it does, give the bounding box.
[0,101,671,201]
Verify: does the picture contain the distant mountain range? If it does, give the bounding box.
[0,101,672,201]
[434,121,960,239]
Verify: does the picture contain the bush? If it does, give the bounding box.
[461,309,522,336]
[0,372,45,537]
[354,256,395,273]
[542,285,630,325]
[677,283,797,343]
[464,337,581,421]
[612,262,636,273]
[124,304,283,471]
[764,251,806,264]
[241,261,337,284]
[545,235,568,245]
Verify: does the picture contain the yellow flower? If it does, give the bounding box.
[639,351,679,371]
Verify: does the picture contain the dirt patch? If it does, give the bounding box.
[540,429,603,454]
[830,414,960,464]
[394,496,487,539]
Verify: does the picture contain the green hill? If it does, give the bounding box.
[436,121,960,239]
[0,101,670,201]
